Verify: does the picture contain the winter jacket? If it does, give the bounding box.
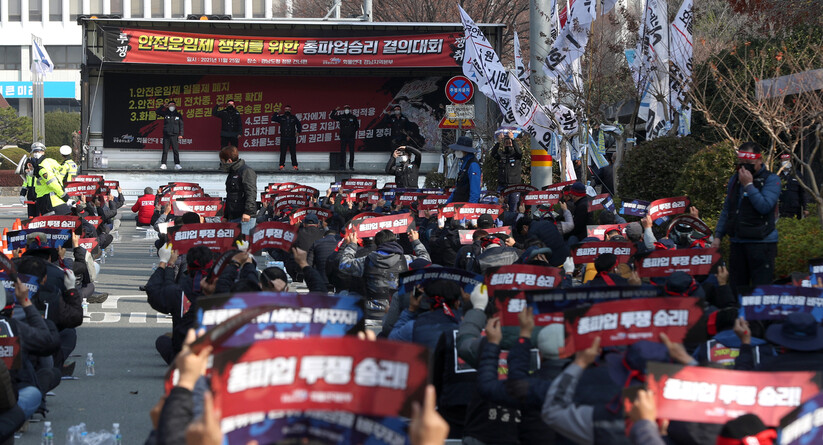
[471,244,520,275]
[271,112,302,140]
[132,193,157,226]
[491,141,523,187]
[389,308,460,353]
[380,113,412,144]
[339,240,430,300]
[224,159,257,221]
[716,165,781,244]
[308,234,340,287]
[156,386,194,445]
[385,146,422,189]
[156,106,184,137]
[145,266,199,356]
[294,225,325,252]
[447,154,481,204]
[428,226,462,267]
[330,110,360,139]
[212,105,242,137]
[570,196,592,241]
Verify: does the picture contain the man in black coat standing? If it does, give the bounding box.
[219,146,257,234]
[212,99,243,148]
[156,100,184,170]
[330,105,360,170]
[272,105,302,171]
[491,131,522,210]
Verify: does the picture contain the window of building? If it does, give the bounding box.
[232,0,244,17]
[46,46,82,70]
[212,0,225,15]
[171,0,184,17]
[150,0,163,17]
[49,0,63,20]
[29,0,42,21]
[191,0,205,15]
[0,47,22,70]
[110,0,124,16]
[90,0,104,14]
[252,0,265,18]
[8,0,22,21]
[131,0,144,17]
[69,0,81,20]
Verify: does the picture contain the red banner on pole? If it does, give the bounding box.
[648,196,690,220]
[647,362,822,426]
[635,248,721,277]
[523,191,562,206]
[563,297,704,355]
[571,241,636,264]
[352,213,413,238]
[249,222,298,253]
[211,337,428,421]
[168,223,240,254]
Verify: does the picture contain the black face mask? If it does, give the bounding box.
[740,164,756,174]
[227,105,234,110]
[284,110,291,115]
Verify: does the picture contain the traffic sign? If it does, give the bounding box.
[445,76,474,104]
[438,116,475,129]
[446,104,475,120]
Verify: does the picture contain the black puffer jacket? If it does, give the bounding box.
[272,112,302,140]
[330,110,360,139]
[385,146,422,189]
[491,141,523,187]
[212,105,242,137]
[224,159,257,221]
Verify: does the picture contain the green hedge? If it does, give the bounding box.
[776,208,823,278]
[44,112,80,147]
[675,140,737,220]
[0,147,28,170]
[618,136,703,201]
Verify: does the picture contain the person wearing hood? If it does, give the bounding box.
[330,105,360,170]
[586,253,630,287]
[272,105,302,171]
[446,136,481,204]
[386,145,422,189]
[338,229,431,320]
[219,145,257,234]
[156,101,184,170]
[212,99,242,148]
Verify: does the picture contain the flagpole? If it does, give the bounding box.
[31,35,46,144]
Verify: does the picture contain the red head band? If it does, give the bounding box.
[737,152,762,161]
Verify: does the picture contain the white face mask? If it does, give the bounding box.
[31,152,44,159]
[394,110,401,116]
[343,109,350,114]
[454,151,465,159]
[398,155,409,164]
[168,106,176,112]
[781,161,791,170]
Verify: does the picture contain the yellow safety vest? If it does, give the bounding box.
[34,158,66,206]
[59,159,78,185]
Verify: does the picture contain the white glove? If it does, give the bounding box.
[563,256,575,276]
[66,199,76,207]
[18,195,25,205]
[235,239,250,252]
[63,268,76,290]
[158,243,173,263]
[470,284,489,311]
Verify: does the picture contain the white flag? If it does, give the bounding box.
[669,0,693,114]
[636,0,670,138]
[31,39,54,75]
[509,72,579,138]
[513,31,530,87]
[565,141,577,181]
[542,0,593,87]
[459,5,515,124]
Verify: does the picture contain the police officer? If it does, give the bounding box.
[58,145,78,185]
[777,153,807,219]
[330,105,360,171]
[212,99,243,148]
[272,105,302,171]
[28,143,70,216]
[156,100,184,170]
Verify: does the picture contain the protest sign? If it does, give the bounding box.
[103,180,119,189]
[26,215,80,231]
[438,203,458,218]
[249,222,298,253]
[72,175,104,183]
[171,197,223,218]
[7,228,72,250]
[274,193,312,212]
[341,178,378,190]
[586,224,629,240]
[458,227,512,244]
[620,199,650,217]
[454,203,503,221]
[418,195,450,212]
[64,181,101,197]
[394,192,426,207]
[543,180,577,191]
[168,223,240,254]
[289,207,332,225]
[398,267,483,296]
[523,191,562,206]
[196,292,363,347]
[211,337,428,420]
[810,258,823,288]
[268,182,300,192]
[647,196,690,220]
[588,193,615,212]
[527,286,661,321]
[285,185,320,198]
[647,362,822,426]
[0,337,21,371]
[571,241,636,264]
[77,238,99,252]
[85,216,102,228]
[159,189,205,206]
[351,213,413,239]
[740,286,823,322]
[487,264,562,293]
[0,271,38,303]
[563,297,704,354]
[635,247,721,277]
[502,184,537,197]
[354,189,381,205]
[779,391,823,445]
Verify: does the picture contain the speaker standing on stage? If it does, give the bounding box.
[156,101,184,171]
[330,105,360,171]
[272,105,302,171]
[213,99,243,148]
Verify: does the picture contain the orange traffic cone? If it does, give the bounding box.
[11,219,21,231]
[0,228,7,255]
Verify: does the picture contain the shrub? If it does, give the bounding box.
[424,171,452,189]
[0,147,28,170]
[775,208,823,278]
[44,146,63,163]
[44,112,80,147]
[675,140,737,220]
[617,136,703,201]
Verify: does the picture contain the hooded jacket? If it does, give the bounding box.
[224,159,258,221]
[339,240,430,300]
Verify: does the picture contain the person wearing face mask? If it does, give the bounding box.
[776,153,808,219]
[28,143,70,217]
[713,142,781,291]
[212,99,243,148]
[156,100,185,170]
[380,104,412,149]
[219,146,257,234]
[272,105,302,171]
[330,105,360,170]
[491,131,523,210]
[446,136,481,204]
[385,145,422,189]
[18,156,38,218]
[57,145,78,184]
